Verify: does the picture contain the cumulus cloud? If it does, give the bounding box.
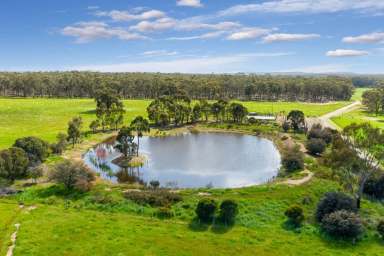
[130,18,177,32]
[219,0,384,16]
[177,21,241,31]
[61,22,146,43]
[96,9,166,21]
[227,27,272,40]
[342,32,384,43]
[263,33,320,43]
[177,0,203,8]
[326,49,369,57]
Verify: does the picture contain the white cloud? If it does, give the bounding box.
[61,22,147,43]
[96,9,165,21]
[177,21,241,31]
[177,0,203,8]
[142,50,179,57]
[326,49,369,57]
[70,52,291,73]
[342,32,384,43]
[263,33,320,43]
[219,0,384,16]
[167,31,226,40]
[227,27,272,40]
[130,18,177,32]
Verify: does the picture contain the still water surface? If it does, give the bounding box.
[83,133,281,188]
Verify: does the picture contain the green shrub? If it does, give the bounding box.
[316,192,357,222]
[282,146,304,172]
[156,207,174,219]
[149,180,160,189]
[377,220,384,238]
[285,204,304,227]
[321,210,363,239]
[124,190,182,207]
[196,198,217,223]
[0,147,30,182]
[218,199,238,225]
[306,138,326,155]
[282,121,290,132]
[13,136,50,164]
[364,174,384,199]
[49,160,95,191]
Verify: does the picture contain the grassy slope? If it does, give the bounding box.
[0,98,350,149]
[0,179,381,256]
[331,88,384,130]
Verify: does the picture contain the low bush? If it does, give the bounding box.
[156,207,174,219]
[196,198,217,223]
[377,220,384,238]
[307,124,334,144]
[218,199,238,225]
[285,204,304,227]
[282,121,290,132]
[316,192,357,222]
[282,146,304,172]
[306,138,326,155]
[321,210,363,239]
[124,190,182,207]
[49,160,95,191]
[364,174,384,199]
[149,180,160,190]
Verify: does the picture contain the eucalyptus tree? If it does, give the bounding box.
[130,116,150,156]
[116,127,136,158]
[228,103,248,123]
[67,117,83,147]
[287,110,305,132]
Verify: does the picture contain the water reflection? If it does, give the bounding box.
[83,132,281,188]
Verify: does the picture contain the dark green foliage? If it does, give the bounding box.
[316,192,357,222]
[287,110,305,132]
[306,138,326,155]
[195,198,217,223]
[0,147,29,182]
[50,133,68,155]
[218,199,238,225]
[130,116,150,156]
[124,190,182,207]
[116,127,136,158]
[307,124,334,144]
[67,117,83,147]
[364,174,384,199]
[149,180,160,189]
[282,121,290,132]
[282,146,304,172]
[321,210,363,239]
[377,220,384,238]
[49,160,95,191]
[28,166,44,183]
[285,204,305,227]
[13,136,49,164]
[95,87,125,131]
[0,72,354,102]
[228,103,248,123]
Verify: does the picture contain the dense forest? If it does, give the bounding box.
[0,72,354,102]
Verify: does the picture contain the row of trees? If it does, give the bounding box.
[362,87,384,115]
[147,96,248,127]
[0,72,354,102]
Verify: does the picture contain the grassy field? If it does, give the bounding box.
[0,98,350,149]
[332,108,384,130]
[0,178,381,256]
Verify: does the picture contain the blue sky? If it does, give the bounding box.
[0,0,383,73]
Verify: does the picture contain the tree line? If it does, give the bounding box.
[0,72,354,102]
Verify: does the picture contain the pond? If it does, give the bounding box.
[83,132,281,188]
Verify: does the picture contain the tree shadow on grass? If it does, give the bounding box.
[281,221,302,233]
[188,218,209,232]
[35,185,88,200]
[80,109,96,115]
[211,222,234,234]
